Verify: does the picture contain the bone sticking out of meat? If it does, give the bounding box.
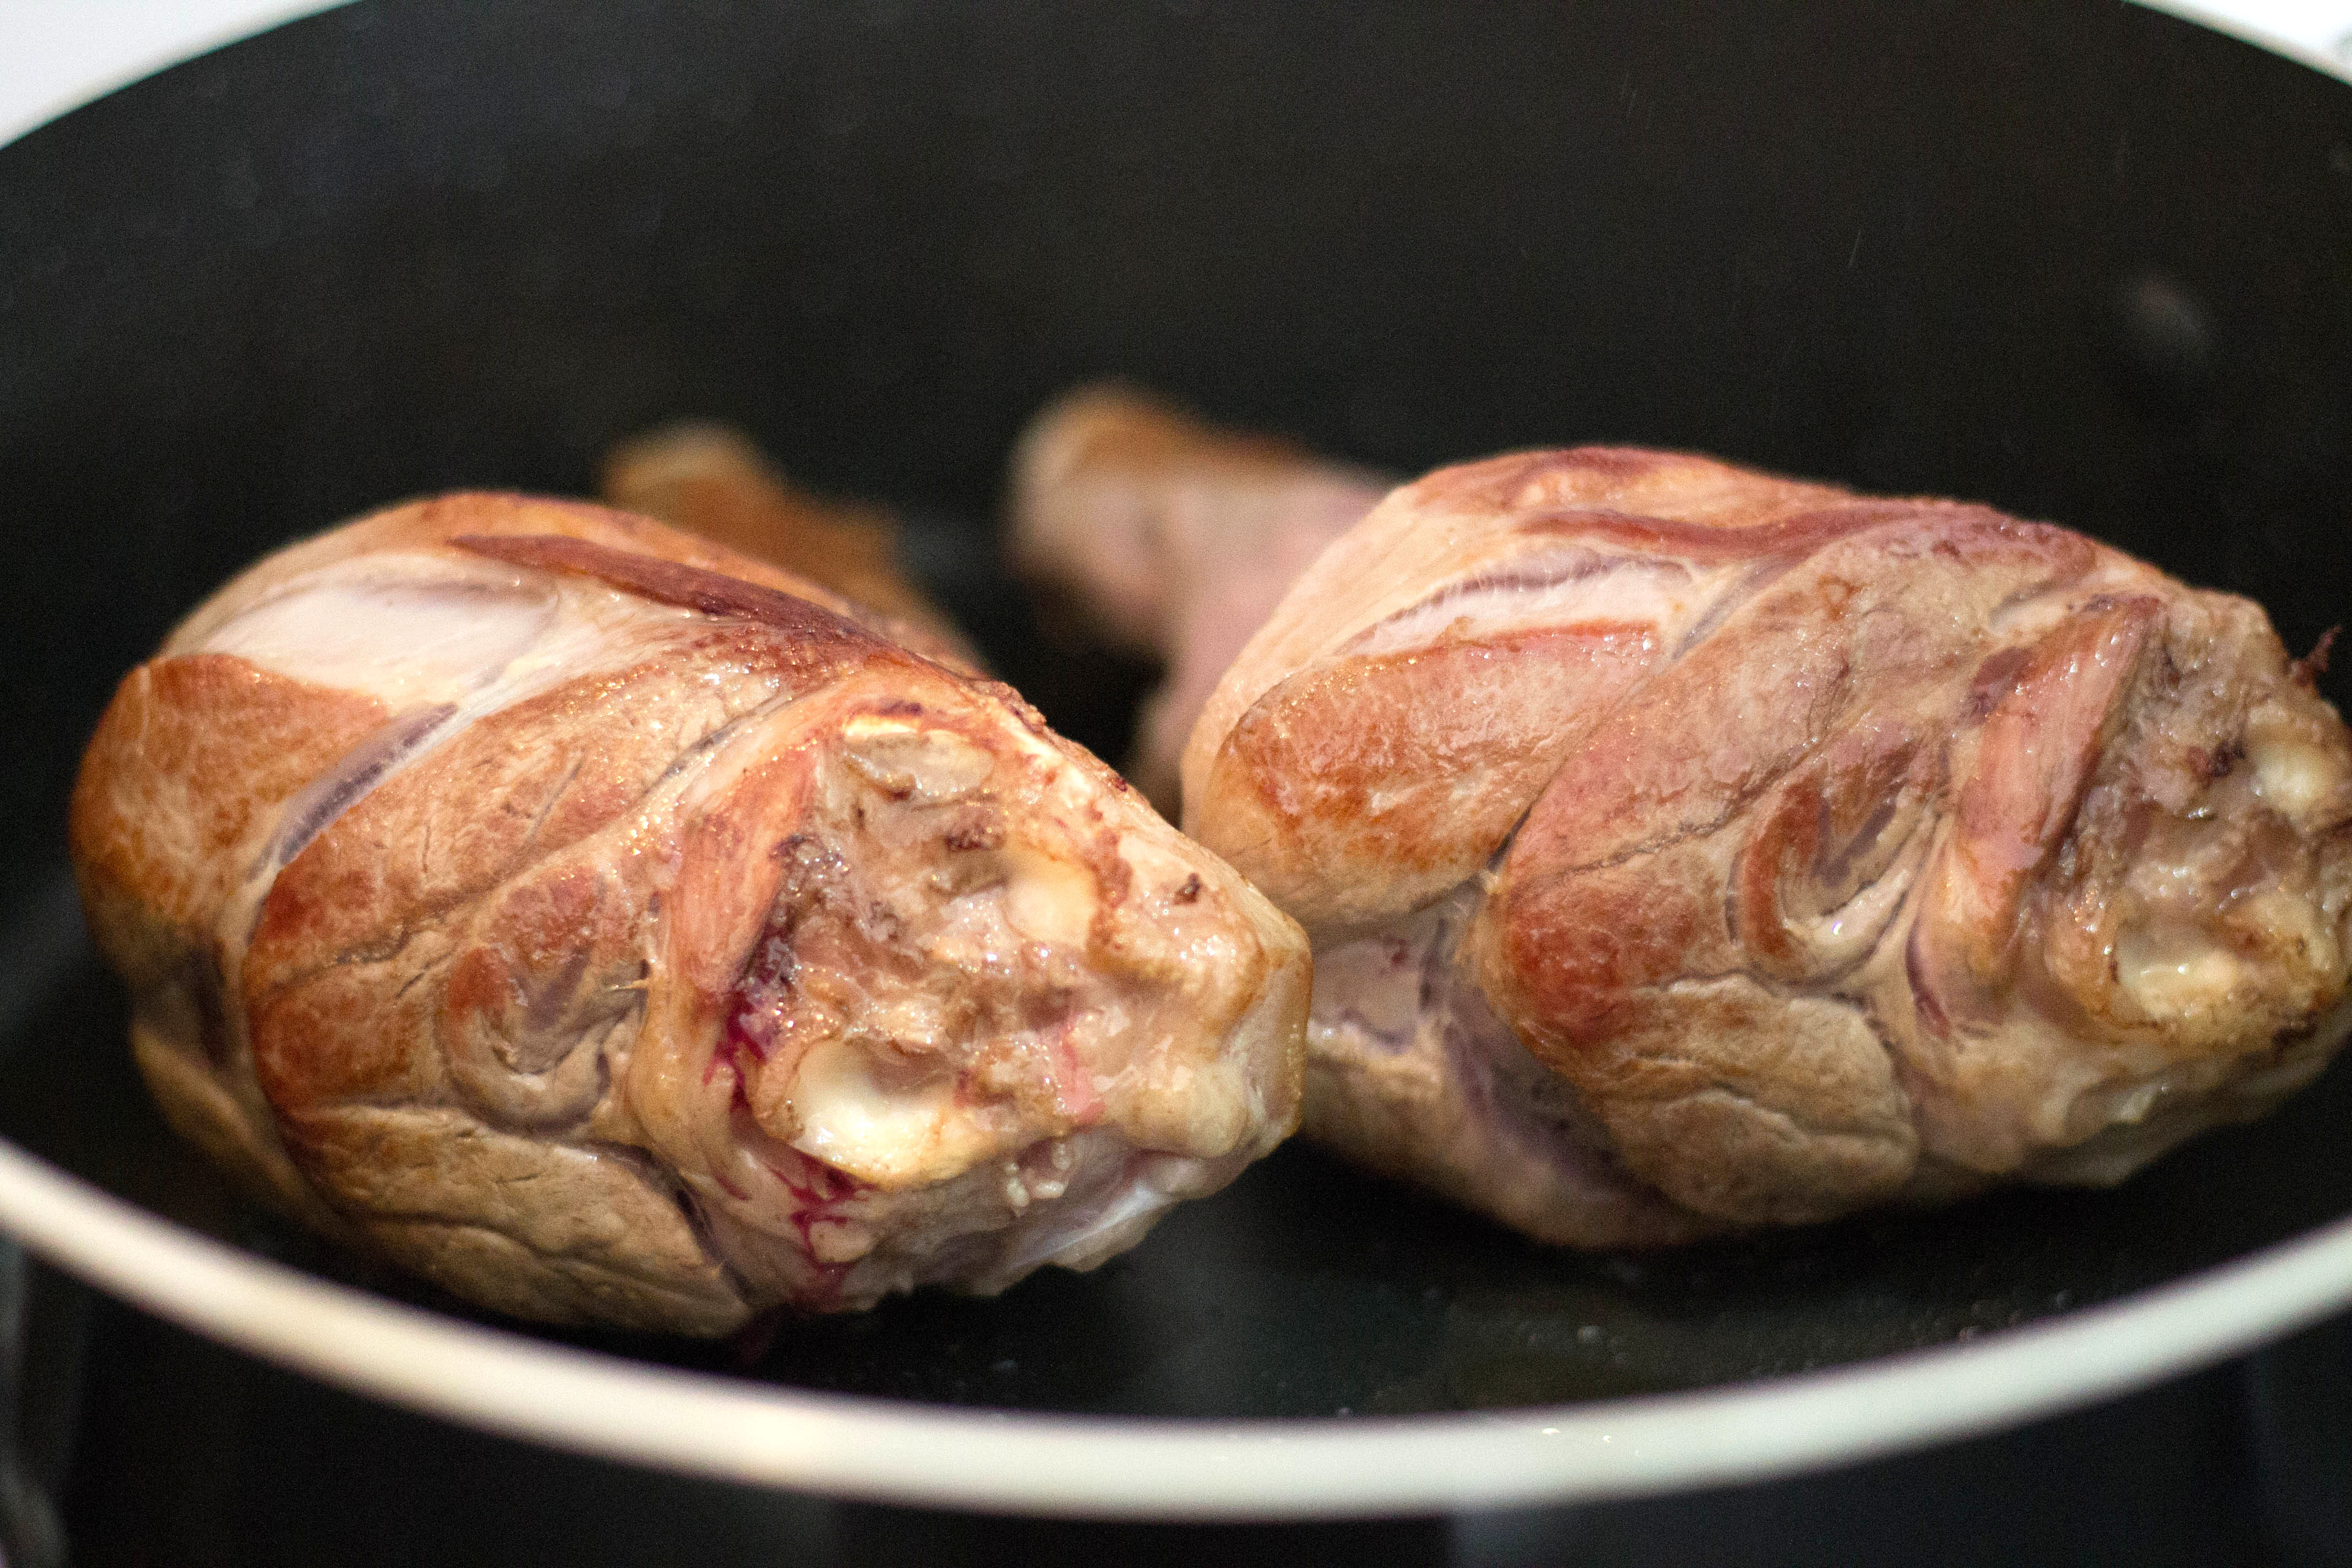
[1009,385,1390,812]
[70,493,1308,1335]
[1185,445,2352,1244]
[602,420,985,673]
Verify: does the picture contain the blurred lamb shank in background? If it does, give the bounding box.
[1009,386,1389,810]
[603,420,984,673]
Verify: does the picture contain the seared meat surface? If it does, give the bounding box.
[71,494,1306,1333]
[1168,441,2351,1243]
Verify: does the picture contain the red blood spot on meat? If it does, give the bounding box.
[763,1143,863,1208]
[760,1144,866,1282]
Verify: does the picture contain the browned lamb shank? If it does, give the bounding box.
[70,493,1308,1333]
[1025,404,2352,1245]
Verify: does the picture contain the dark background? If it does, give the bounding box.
[2,0,2350,1561]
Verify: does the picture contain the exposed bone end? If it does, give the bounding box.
[2016,994,2351,1189]
[1184,434,2352,1245]
[1902,588,2352,1180]
[616,665,1308,1314]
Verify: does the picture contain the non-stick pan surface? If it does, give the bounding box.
[2,0,2350,1519]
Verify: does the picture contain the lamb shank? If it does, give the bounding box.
[1023,401,2352,1244]
[72,492,1308,1333]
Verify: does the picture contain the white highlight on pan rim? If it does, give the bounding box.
[0,1135,2348,1519]
[1,0,2344,159]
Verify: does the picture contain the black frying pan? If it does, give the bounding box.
[2,0,2350,1559]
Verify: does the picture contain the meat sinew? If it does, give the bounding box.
[1174,444,2351,1244]
[71,493,1308,1333]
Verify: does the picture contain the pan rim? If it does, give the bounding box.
[2137,0,2352,84]
[0,0,2340,160]
[1,1134,2349,1518]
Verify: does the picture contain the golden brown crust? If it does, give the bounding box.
[71,656,391,951]
[242,627,877,1014]
[1200,628,1660,932]
[1183,449,1865,923]
[70,655,396,1231]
